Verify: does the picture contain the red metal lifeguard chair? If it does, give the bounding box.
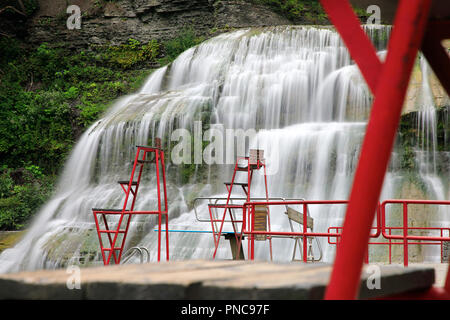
[92,138,169,265]
[209,149,273,260]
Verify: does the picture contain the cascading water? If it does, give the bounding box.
[0,25,447,273]
[414,56,450,262]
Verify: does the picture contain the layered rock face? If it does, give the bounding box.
[26,0,291,47]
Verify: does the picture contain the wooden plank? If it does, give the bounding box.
[254,205,267,241]
[285,207,314,229]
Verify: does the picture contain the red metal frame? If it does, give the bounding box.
[92,144,169,265]
[242,199,450,266]
[238,199,450,265]
[244,200,346,262]
[242,200,380,262]
[209,153,272,260]
[317,0,450,299]
[381,200,450,266]
[329,226,450,265]
[328,200,450,266]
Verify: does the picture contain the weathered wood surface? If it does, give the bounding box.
[0,260,435,300]
[285,207,314,229]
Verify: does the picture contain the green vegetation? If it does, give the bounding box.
[250,0,371,24]
[104,38,159,70]
[0,230,25,253]
[0,37,153,172]
[0,38,154,230]
[0,26,206,230]
[157,28,205,66]
[397,112,418,171]
[0,165,53,230]
[250,0,326,23]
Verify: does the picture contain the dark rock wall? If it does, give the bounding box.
[26,0,291,48]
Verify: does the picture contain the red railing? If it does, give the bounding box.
[242,200,345,261]
[328,226,450,265]
[238,199,450,266]
[380,200,450,266]
[241,200,379,261]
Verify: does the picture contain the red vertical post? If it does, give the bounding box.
[155,149,161,262]
[388,228,392,265]
[324,0,431,300]
[247,205,251,259]
[247,165,254,256]
[161,150,169,261]
[303,203,308,263]
[250,204,255,260]
[403,202,409,267]
[263,164,273,261]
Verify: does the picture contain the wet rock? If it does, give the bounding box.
[26,0,291,48]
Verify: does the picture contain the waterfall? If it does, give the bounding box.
[414,56,450,262]
[0,25,447,273]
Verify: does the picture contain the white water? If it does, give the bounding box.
[415,57,450,262]
[0,25,447,273]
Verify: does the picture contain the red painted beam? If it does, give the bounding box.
[323,0,432,300]
[319,0,382,94]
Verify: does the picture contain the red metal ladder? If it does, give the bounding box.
[210,149,273,260]
[92,138,169,265]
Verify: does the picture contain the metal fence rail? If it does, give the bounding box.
[192,197,450,266]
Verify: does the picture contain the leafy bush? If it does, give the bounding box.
[159,28,204,65]
[23,0,39,16]
[0,38,154,229]
[251,0,328,23]
[0,41,152,173]
[64,86,79,99]
[0,167,54,230]
[250,0,370,24]
[0,169,14,198]
[106,38,159,69]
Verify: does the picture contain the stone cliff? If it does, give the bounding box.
[26,0,291,48]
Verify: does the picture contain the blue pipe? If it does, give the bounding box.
[153,229,235,234]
